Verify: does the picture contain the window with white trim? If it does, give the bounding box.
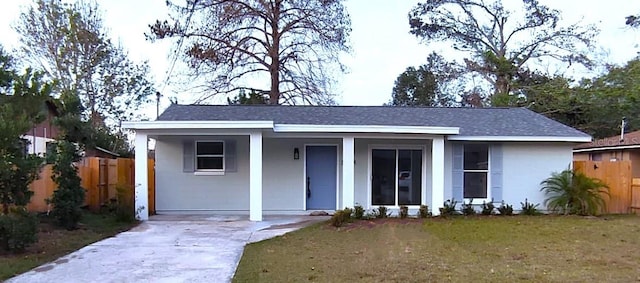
[463,144,488,199]
[195,141,224,171]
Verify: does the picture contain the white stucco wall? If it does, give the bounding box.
[154,136,343,214]
[155,135,575,214]
[155,136,251,213]
[501,142,575,209]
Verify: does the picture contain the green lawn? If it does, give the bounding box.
[234,215,640,282]
[0,212,137,280]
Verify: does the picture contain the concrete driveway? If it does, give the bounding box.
[8,215,327,283]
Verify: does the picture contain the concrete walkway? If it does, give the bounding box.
[7,215,328,283]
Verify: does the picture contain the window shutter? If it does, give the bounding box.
[183,140,195,173]
[490,144,503,202]
[452,143,464,202]
[225,139,237,172]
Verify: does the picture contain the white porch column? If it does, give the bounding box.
[134,132,149,221]
[342,136,355,208]
[431,137,445,216]
[249,132,263,221]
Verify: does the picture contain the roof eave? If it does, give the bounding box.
[121,121,275,130]
[448,135,592,142]
[573,144,640,152]
[273,124,460,135]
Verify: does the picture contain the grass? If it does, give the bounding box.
[0,211,137,280]
[234,215,640,282]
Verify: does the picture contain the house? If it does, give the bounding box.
[122,105,591,221]
[574,130,640,177]
[23,100,61,155]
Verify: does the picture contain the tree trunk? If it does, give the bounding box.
[269,1,281,105]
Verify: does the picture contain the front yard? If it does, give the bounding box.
[234,215,640,282]
[0,212,137,280]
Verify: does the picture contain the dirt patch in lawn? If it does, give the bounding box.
[0,212,137,280]
[234,215,640,282]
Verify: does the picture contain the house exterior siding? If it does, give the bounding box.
[156,136,344,213]
[155,136,575,214]
[155,136,251,212]
[502,142,574,209]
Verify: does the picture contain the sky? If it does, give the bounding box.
[1,0,640,118]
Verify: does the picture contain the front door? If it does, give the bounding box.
[306,146,337,210]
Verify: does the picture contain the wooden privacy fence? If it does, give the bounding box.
[27,157,155,214]
[632,178,640,214]
[573,160,635,214]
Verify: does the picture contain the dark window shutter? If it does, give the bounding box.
[183,140,195,173]
[490,144,503,202]
[225,139,237,172]
[452,143,464,202]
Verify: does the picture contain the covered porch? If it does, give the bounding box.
[125,121,459,221]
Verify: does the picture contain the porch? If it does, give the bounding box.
[132,131,451,221]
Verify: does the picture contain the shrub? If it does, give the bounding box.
[520,199,540,216]
[373,206,390,218]
[0,208,38,252]
[481,200,495,215]
[49,140,85,230]
[417,205,430,218]
[399,206,409,219]
[439,199,458,216]
[110,185,135,223]
[353,204,365,219]
[540,169,609,215]
[330,210,348,227]
[342,207,354,221]
[497,201,513,216]
[461,199,476,216]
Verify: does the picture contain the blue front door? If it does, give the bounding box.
[306,146,337,210]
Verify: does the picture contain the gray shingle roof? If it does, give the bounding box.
[157,104,590,138]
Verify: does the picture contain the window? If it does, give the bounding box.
[371,148,423,206]
[195,141,224,171]
[590,153,602,161]
[463,144,488,199]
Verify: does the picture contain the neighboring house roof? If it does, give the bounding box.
[574,130,640,152]
[152,104,590,140]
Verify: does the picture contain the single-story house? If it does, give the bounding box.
[574,130,640,177]
[123,105,591,221]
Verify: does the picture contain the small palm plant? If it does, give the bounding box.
[540,169,609,215]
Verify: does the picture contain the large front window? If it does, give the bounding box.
[463,144,488,199]
[196,141,224,171]
[371,148,423,206]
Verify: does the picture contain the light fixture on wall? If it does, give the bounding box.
[294,148,300,160]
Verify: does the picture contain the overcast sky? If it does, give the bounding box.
[1,0,639,118]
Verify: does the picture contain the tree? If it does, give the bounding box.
[626,14,640,27]
[391,66,437,107]
[578,59,640,138]
[227,89,269,105]
[16,0,155,128]
[409,0,598,106]
[49,140,85,230]
[390,53,460,107]
[148,0,351,105]
[0,47,48,252]
[518,74,592,132]
[0,48,50,215]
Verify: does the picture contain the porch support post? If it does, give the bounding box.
[134,132,149,221]
[431,137,445,216]
[249,131,263,221]
[342,136,355,208]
